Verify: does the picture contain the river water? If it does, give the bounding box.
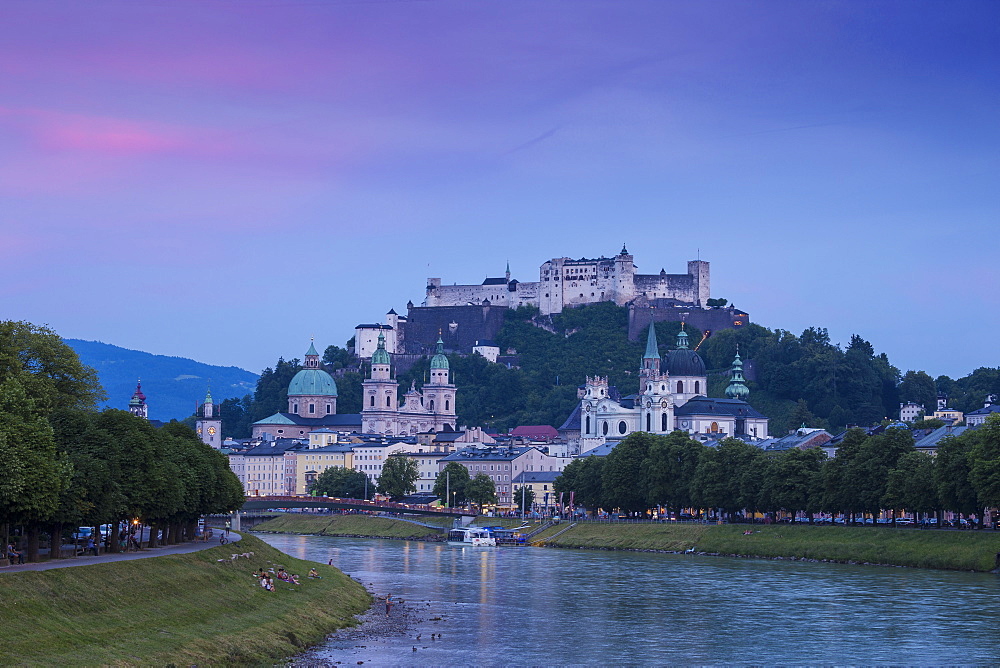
[260,534,1000,665]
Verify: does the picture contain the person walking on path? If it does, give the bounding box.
[385,594,393,616]
[225,520,231,536]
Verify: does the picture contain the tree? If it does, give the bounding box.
[883,451,937,519]
[706,298,728,307]
[691,439,762,520]
[760,447,826,520]
[969,413,1000,511]
[554,456,605,513]
[849,427,915,517]
[433,463,471,506]
[898,370,937,415]
[646,431,703,517]
[311,466,370,499]
[514,485,535,514]
[602,432,654,514]
[935,434,978,519]
[466,473,497,512]
[377,455,420,499]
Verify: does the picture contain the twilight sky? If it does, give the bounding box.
[1,0,997,382]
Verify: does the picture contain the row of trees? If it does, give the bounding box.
[1,321,244,562]
[554,417,1000,522]
[308,458,504,512]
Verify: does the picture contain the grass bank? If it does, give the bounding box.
[253,513,443,540]
[541,523,1000,572]
[0,534,370,666]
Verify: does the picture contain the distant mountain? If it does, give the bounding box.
[64,339,259,422]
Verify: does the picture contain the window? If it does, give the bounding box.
[445,400,449,411]
[309,403,315,414]
[429,400,435,410]
[602,421,609,436]
[646,414,651,431]
[326,404,332,414]
[695,381,700,394]
[677,381,683,394]
[586,416,591,433]
[662,413,668,431]
[618,421,627,434]
[386,396,391,407]
[370,395,375,407]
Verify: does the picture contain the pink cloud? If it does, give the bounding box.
[0,107,199,156]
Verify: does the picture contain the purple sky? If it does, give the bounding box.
[2,0,997,381]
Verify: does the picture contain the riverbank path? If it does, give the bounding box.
[0,532,243,574]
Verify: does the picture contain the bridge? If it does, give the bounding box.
[234,495,476,530]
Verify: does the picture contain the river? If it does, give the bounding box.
[260,534,999,665]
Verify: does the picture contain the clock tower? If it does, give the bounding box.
[195,388,223,448]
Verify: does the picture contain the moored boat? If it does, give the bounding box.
[447,526,496,547]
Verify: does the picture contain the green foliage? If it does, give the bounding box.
[706,298,728,307]
[376,455,420,499]
[911,418,945,429]
[310,466,370,499]
[601,432,654,513]
[433,463,471,506]
[466,473,497,510]
[513,485,535,513]
[899,370,937,414]
[554,456,605,511]
[969,414,1000,509]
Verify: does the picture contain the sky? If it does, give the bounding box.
[1,0,997,382]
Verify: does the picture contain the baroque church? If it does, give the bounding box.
[251,337,458,440]
[573,322,769,454]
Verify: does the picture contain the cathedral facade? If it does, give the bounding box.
[577,323,768,454]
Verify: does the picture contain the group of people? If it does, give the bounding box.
[254,567,306,591]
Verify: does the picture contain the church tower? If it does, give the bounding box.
[196,387,223,448]
[638,322,672,434]
[422,334,456,429]
[128,380,148,419]
[362,331,400,434]
[725,347,750,400]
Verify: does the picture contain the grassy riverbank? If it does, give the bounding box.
[541,523,1000,571]
[0,534,369,666]
[253,513,443,539]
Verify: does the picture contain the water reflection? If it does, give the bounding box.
[262,534,1000,665]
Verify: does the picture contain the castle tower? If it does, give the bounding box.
[128,380,148,419]
[196,387,223,448]
[725,347,750,400]
[287,340,338,416]
[362,332,400,433]
[613,244,636,305]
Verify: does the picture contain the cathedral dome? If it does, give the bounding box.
[430,335,450,370]
[288,368,338,397]
[666,349,706,377]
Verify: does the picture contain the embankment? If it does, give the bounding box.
[539,523,1000,572]
[252,513,444,540]
[0,534,370,666]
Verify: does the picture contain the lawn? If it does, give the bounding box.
[0,534,370,666]
[541,522,1000,571]
[253,513,443,539]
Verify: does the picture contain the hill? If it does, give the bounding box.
[64,339,258,422]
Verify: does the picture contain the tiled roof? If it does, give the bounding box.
[513,471,562,483]
[252,413,363,427]
[674,397,767,419]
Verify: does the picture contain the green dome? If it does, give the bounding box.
[430,336,449,370]
[372,332,391,366]
[288,368,338,397]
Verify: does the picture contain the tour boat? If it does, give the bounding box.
[447,526,496,547]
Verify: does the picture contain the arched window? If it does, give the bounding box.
[618,421,628,434]
[386,396,391,407]
[677,381,683,394]
[695,381,700,394]
[445,400,450,411]
[369,395,375,407]
[293,403,298,414]
[710,421,719,433]
[430,400,435,411]
[662,413,668,431]
[586,416,591,433]
[646,414,651,431]
[602,421,609,436]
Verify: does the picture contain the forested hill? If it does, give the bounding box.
[189,303,1000,439]
[65,339,258,422]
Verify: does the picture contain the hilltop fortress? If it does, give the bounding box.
[424,245,710,315]
[356,246,747,359]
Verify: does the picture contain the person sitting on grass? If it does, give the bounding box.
[290,574,301,585]
[307,568,321,579]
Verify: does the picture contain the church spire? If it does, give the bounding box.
[725,346,750,400]
[643,320,660,360]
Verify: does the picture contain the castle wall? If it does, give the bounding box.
[627,302,750,342]
[402,304,508,355]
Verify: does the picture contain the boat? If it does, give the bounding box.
[447,526,496,547]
